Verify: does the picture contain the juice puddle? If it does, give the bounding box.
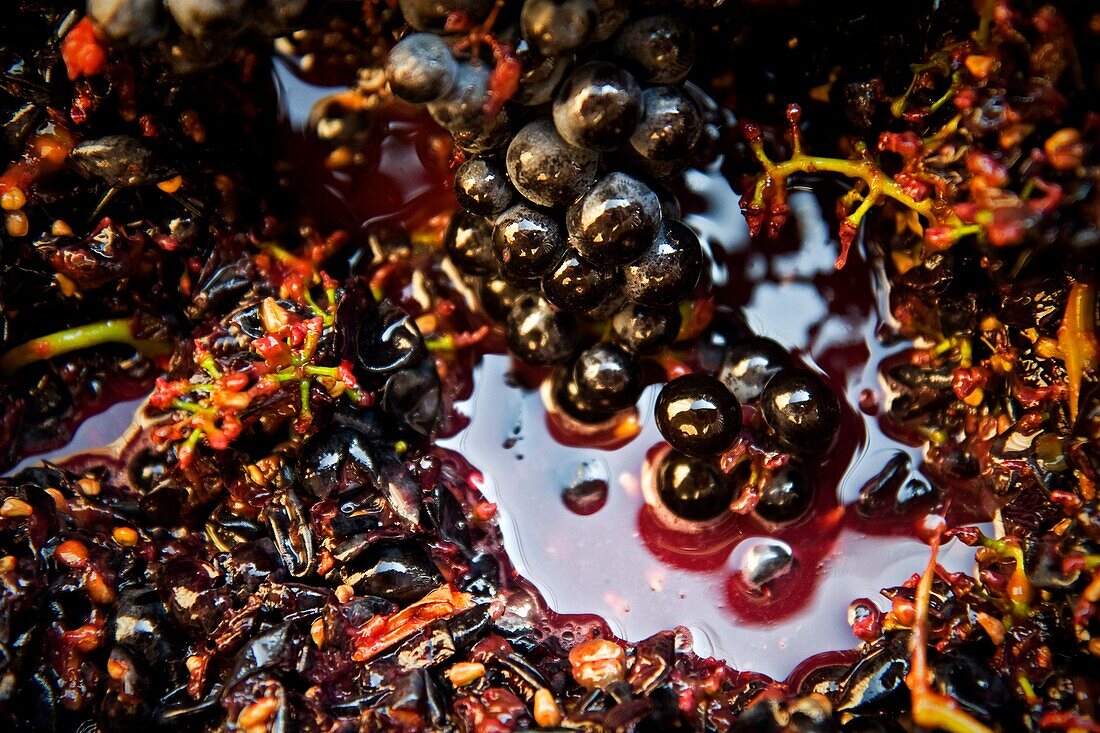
[5,61,979,685]
[440,175,977,679]
[273,57,979,679]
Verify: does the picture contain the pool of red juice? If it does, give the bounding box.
[13,61,983,684]
[275,90,982,679]
[438,306,975,677]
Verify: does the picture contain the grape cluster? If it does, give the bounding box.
[650,337,841,526]
[383,2,850,532]
[386,1,724,428]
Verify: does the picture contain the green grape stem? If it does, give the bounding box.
[0,318,172,375]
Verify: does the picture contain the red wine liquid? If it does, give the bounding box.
[433,171,983,678]
[11,60,982,683]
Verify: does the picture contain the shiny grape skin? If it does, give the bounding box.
[506,294,580,365]
[572,342,641,412]
[542,248,617,313]
[622,220,703,307]
[717,336,793,403]
[754,460,814,524]
[444,210,497,276]
[567,172,661,267]
[629,85,703,162]
[552,62,643,151]
[655,373,742,457]
[453,158,513,217]
[656,449,734,521]
[385,33,458,104]
[760,368,843,452]
[611,302,681,355]
[506,118,599,208]
[493,203,568,280]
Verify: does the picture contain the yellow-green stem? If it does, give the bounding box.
[0,318,172,375]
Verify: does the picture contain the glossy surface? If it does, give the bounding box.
[623,219,703,306]
[493,203,567,280]
[718,336,793,403]
[654,374,742,457]
[552,62,642,151]
[445,209,497,275]
[656,449,734,521]
[761,368,842,452]
[567,172,661,266]
[573,342,641,412]
[506,118,598,207]
[441,177,979,679]
[29,72,982,685]
[542,249,616,313]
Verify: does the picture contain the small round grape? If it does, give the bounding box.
[454,158,514,217]
[521,0,599,57]
[493,203,568,280]
[623,220,703,307]
[385,33,459,104]
[567,172,661,266]
[506,118,599,208]
[553,62,642,151]
[630,86,703,162]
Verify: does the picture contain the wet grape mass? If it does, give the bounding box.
[0,1,1098,732]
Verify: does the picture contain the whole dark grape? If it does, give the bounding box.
[385,33,458,104]
[611,303,681,354]
[479,276,531,322]
[428,61,489,132]
[630,86,703,162]
[614,15,696,84]
[573,342,641,412]
[454,158,513,216]
[655,373,742,457]
[717,336,792,403]
[551,366,615,423]
[754,460,813,524]
[399,0,493,31]
[520,0,598,57]
[444,210,496,275]
[493,203,567,280]
[552,62,642,151]
[568,172,661,266]
[512,42,571,105]
[656,450,733,521]
[623,220,703,307]
[506,294,579,365]
[542,249,616,313]
[506,118,598,207]
[760,369,842,452]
